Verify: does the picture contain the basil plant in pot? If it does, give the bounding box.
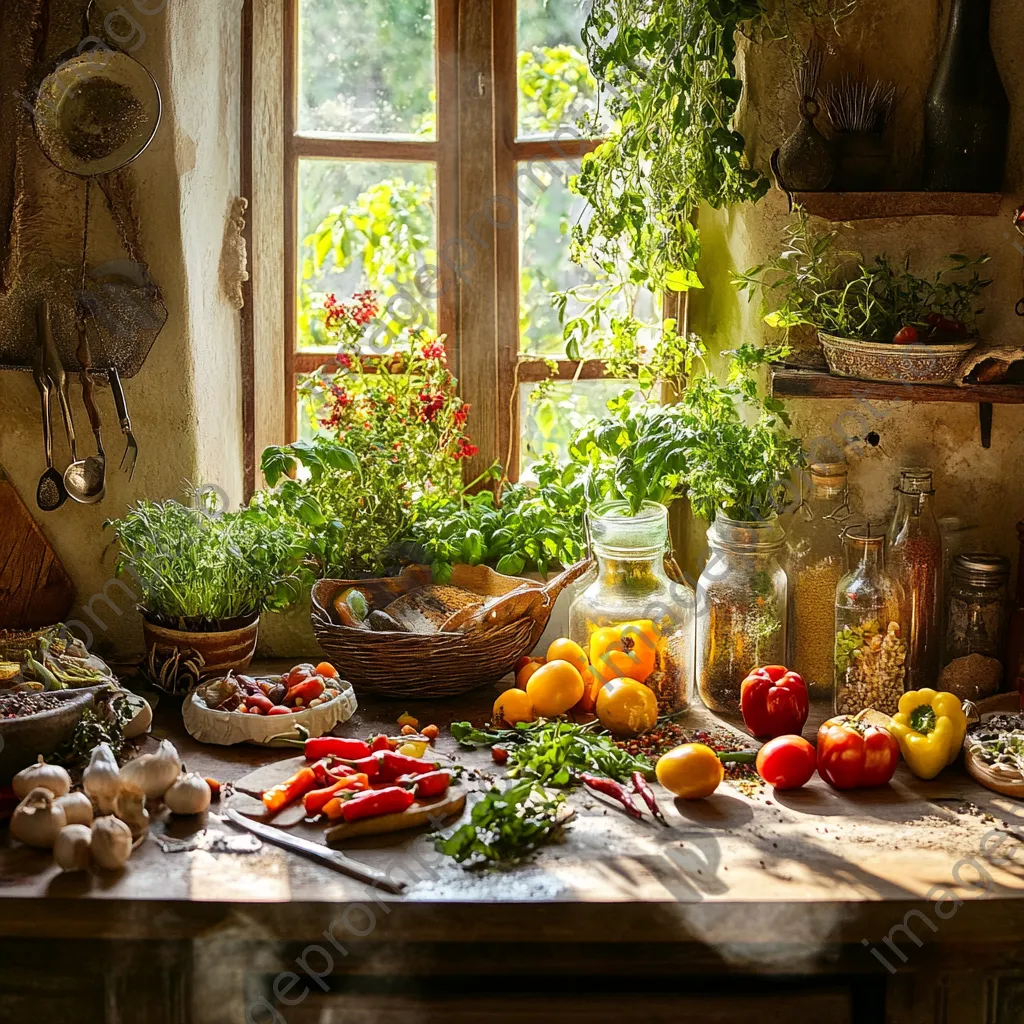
[736,211,991,385]
[105,496,306,678]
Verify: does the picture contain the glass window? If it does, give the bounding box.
[298,0,437,138]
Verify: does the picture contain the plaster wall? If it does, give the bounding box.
[690,0,1024,572]
[0,0,244,659]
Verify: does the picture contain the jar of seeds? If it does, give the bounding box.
[835,525,907,716]
[697,515,787,715]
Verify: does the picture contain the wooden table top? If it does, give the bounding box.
[3,667,1024,952]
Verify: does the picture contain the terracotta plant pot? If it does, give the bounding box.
[142,614,260,678]
[819,331,977,385]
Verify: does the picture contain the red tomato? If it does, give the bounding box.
[285,663,316,687]
[740,666,808,739]
[893,325,919,344]
[817,715,900,790]
[756,735,816,790]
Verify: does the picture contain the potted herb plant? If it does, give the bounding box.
[106,496,306,676]
[736,212,992,384]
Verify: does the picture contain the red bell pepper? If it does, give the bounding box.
[370,734,391,753]
[817,714,900,790]
[302,773,370,816]
[261,766,317,814]
[397,769,451,799]
[740,665,809,739]
[285,677,325,707]
[375,750,439,783]
[304,736,373,761]
[339,786,415,823]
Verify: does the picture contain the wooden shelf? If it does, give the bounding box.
[771,367,1024,405]
[788,190,1003,222]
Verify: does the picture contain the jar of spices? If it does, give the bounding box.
[939,553,1009,700]
[785,462,849,725]
[696,515,787,715]
[569,501,694,714]
[887,468,943,689]
[835,525,907,716]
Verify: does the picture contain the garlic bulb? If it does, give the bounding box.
[91,816,133,871]
[164,771,212,816]
[11,787,67,848]
[123,695,153,739]
[55,791,94,826]
[83,743,122,814]
[54,824,92,871]
[13,757,72,800]
[114,783,150,840]
[119,739,181,799]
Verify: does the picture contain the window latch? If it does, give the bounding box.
[477,72,487,98]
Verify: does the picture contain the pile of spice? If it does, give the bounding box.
[834,618,906,715]
[790,558,843,699]
[891,534,942,687]
[0,692,63,719]
[939,652,1002,701]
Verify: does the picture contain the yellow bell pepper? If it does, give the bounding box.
[888,689,967,780]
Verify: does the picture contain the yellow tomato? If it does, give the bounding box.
[492,688,535,726]
[546,638,589,679]
[655,743,724,800]
[526,660,585,717]
[595,678,659,737]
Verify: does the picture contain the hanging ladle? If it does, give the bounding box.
[32,308,67,513]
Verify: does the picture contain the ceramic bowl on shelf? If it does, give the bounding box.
[818,331,978,385]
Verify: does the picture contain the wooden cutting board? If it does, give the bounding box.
[0,465,75,628]
[229,755,467,841]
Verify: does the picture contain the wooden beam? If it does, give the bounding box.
[290,136,440,162]
[511,137,602,161]
[789,190,1003,222]
[239,0,256,501]
[283,0,298,441]
[517,359,611,382]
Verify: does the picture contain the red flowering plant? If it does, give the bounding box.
[259,291,481,577]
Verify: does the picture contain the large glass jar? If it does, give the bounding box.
[835,526,907,716]
[785,462,849,725]
[696,516,787,715]
[887,468,943,689]
[569,501,694,714]
[939,553,1010,700]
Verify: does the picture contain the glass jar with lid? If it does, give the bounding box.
[939,553,1010,700]
[887,467,943,689]
[569,501,694,714]
[696,515,787,715]
[834,525,907,717]
[785,462,849,724]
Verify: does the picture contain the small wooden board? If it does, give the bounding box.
[229,755,467,839]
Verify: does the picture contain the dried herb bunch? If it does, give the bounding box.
[823,70,897,134]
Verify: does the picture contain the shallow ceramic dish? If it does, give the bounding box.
[0,688,99,781]
[819,331,977,385]
[181,680,357,747]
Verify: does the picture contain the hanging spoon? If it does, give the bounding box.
[63,320,106,504]
[32,307,67,512]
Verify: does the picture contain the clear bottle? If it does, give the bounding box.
[887,468,943,689]
[569,501,694,714]
[785,463,849,726]
[835,525,907,717]
[696,516,787,715]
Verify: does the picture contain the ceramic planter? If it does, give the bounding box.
[819,332,977,385]
[142,613,260,678]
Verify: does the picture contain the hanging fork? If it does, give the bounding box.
[106,367,138,481]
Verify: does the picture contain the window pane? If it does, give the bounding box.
[298,0,436,138]
[519,379,631,477]
[518,160,655,359]
[297,159,437,352]
[517,0,602,138]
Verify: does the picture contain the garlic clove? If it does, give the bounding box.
[11,787,67,849]
[164,770,212,816]
[13,756,72,800]
[119,739,181,799]
[114,782,150,840]
[55,791,94,827]
[54,824,92,872]
[90,815,133,871]
[83,742,122,815]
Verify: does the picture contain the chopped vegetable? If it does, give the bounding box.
[303,773,369,816]
[339,786,415,823]
[398,712,419,729]
[398,770,451,799]
[422,724,440,741]
[262,766,317,814]
[397,740,429,758]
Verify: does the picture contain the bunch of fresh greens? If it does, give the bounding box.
[736,211,992,342]
[435,780,569,865]
[450,720,653,786]
[51,690,137,768]
[404,455,586,581]
[568,342,804,522]
[106,496,306,629]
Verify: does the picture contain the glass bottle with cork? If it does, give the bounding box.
[887,468,943,689]
[785,462,849,726]
[569,501,694,715]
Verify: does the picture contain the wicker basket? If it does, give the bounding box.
[310,561,589,698]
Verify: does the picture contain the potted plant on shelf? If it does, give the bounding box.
[105,496,306,678]
[736,211,992,385]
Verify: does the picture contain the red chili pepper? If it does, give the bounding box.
[302,772,370,816]
[309,759,334,786]
[739,666,809,739]
[580,772,642,820]
[304,736,373,761]
[339,786,415,823]
[817,714,900,790]
[398,770,451,799]
[375,749,439,783]
[285,677,325,707]
[262,766,317,814]
[630,771,667,825]
[370,734,391,753]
